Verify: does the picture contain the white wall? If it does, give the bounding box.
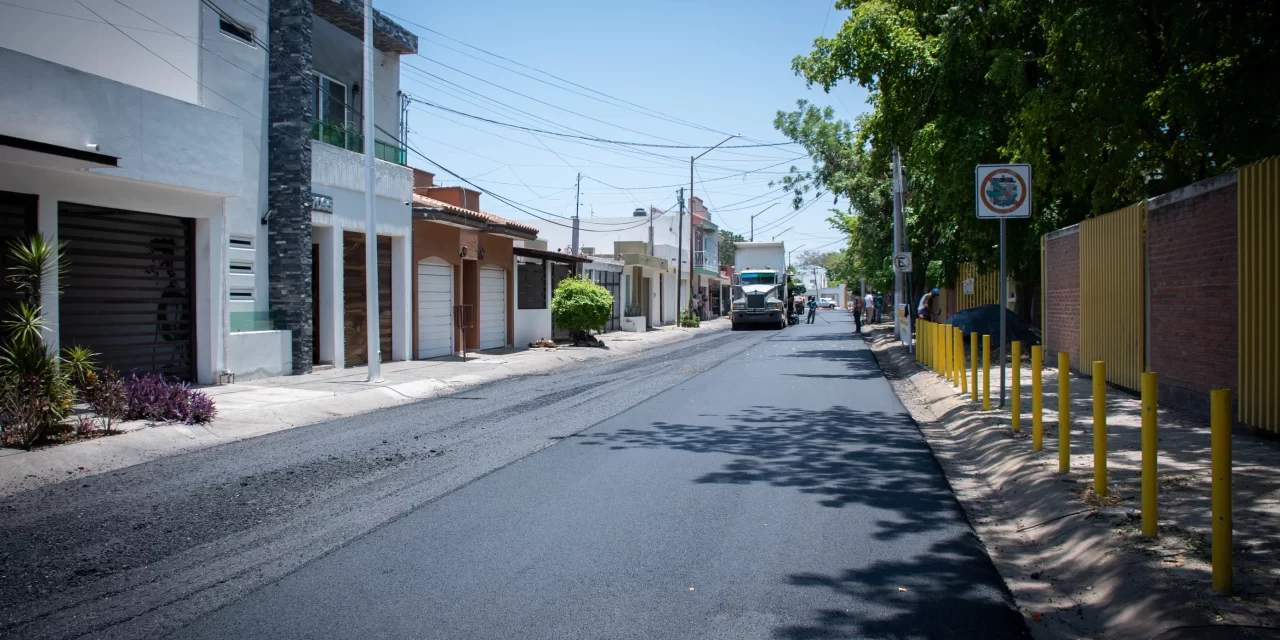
[227,330,292,380]
[0,48,242,196]
[196,0,270,319]
[513,258,551,347]
[0,0,200,104]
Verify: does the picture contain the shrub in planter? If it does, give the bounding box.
[678,310,701,328]
[123,373,217,425]
[551,275,614,345]
[86,366,128,433]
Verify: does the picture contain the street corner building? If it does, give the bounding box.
[0,0,439,383]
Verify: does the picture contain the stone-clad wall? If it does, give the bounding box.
[267,0,315,374]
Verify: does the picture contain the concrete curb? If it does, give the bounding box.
[0,320,730,497]
[861,327,1236,640]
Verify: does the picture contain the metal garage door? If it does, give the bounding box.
[58,203,194,379]
[478,265,506,350]
[417,258,453,358]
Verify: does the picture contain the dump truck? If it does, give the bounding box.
[730,242,788,330]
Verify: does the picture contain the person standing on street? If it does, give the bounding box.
[874,292,884,323]
[853,295,863,333]
[806,295,817,324]
[864,291,875,326]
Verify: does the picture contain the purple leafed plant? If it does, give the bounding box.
[122,373,217,425]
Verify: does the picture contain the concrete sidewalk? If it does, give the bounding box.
[866,325,1280,638]
[0,319,730,497]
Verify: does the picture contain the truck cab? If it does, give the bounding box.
[730,268,787,330]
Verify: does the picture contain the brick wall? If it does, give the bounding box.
[1148,178,1238,414]
[1043,228,1080,370]
[267,0,315,374]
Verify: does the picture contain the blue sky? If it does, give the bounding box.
[376,0,867,253]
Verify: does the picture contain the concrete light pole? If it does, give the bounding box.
[686,134,739,313]
[362,0,382,382]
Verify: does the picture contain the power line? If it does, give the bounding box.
[409,99,793,149]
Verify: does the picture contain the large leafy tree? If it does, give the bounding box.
[778,0,1280,290]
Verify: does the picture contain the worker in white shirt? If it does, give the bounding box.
[864,292,875,326]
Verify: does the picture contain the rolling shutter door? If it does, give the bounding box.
[417,258,453,358]
[478,265,506,350]
[58,204,194,379]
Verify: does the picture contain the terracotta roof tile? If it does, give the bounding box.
[412,194,539,236]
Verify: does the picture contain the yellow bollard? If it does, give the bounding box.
[971,332,980,403]
[1093,361,1107,497]
[953,327,962,387]
[924,321,930,368]
[982,335,991,410]
[918,321,924,364]
[1011,341,1022,433]
[1141,372,1158,538]
[945,324,954,383]
[1211,389,1232,594]
[943,323,952,383]
[1058,352,1070,473]
[1029,345,1039,450]
[957,328,967,395]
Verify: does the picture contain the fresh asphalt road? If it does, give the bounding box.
[170,311,1028,640]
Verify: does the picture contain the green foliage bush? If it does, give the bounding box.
[551,276,614,344]
[678,310,701,328]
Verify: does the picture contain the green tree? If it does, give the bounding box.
[551,275,614,345]
[718,230,744,269]
[779,0,1280,290]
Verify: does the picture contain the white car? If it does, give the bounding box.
[815,298,836,309]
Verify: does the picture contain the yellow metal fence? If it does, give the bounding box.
[1079,202,1146,391]
[1239,156,1280,432]
[954,264,1001,312]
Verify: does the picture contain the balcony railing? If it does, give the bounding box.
[310,119,407,166]
[694,250,718,271]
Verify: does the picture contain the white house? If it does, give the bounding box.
[0,0,417,382]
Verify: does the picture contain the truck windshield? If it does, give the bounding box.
[740,273,776,285]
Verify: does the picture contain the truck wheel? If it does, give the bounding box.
[731,323,739,332]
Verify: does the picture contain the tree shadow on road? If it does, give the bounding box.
[578,405,967,542]
[775,535,1030,640]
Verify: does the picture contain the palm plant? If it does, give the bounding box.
[0,236,79,449]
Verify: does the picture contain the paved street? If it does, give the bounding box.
[0,311,1026,639]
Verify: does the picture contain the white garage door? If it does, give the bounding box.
[479,265,507,350]
[417,258,454,358]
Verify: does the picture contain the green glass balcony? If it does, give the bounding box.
[310,119,407,166]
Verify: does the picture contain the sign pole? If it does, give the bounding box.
[976,163,1030,409]
[999,218,1007,408]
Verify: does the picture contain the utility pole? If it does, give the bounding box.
[676,187,685,316]
[647,205,654,256]
[892,146,906,343]
[362,0,382,382]
[571,172,581,255]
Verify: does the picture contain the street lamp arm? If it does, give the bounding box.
[694,134,741,161]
